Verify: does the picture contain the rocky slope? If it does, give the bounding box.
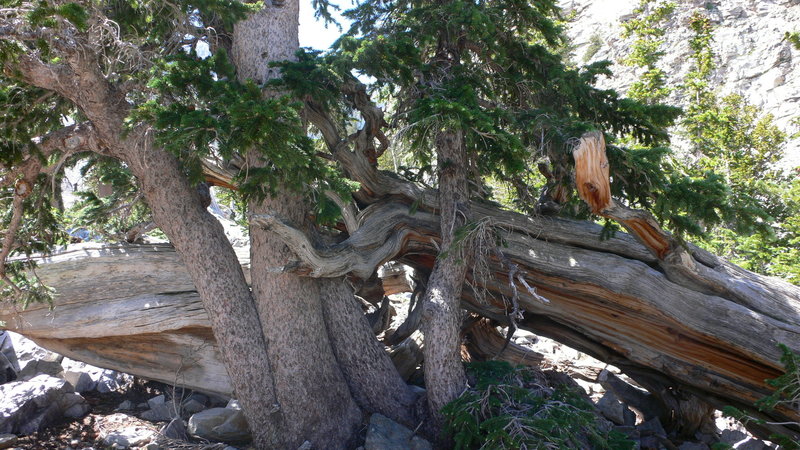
[562,0,800,166]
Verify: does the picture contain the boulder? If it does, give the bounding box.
[147,395,166,409]
[0,374,89,435]
[6,332,59,369]
[63,370,95,393]
[188,407,251,443]
[596,391,626,425]
[0,332,18,384]
[61,393,90,418]
[17,359,63,381]
[363,413,432,450]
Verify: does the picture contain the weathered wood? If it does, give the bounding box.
[0,243,234,396]
[2,198,799,439]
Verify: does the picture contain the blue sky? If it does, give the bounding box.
[298,1,351,51]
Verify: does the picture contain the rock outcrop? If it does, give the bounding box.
[562,0,800,166]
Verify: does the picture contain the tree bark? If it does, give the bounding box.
[5,197,800,440]
[420,129,470,426]
[318,279,420,428]
[4,21,287,448]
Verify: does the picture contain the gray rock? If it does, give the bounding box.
[63,370,95,393]
[185,392,208,404]
[96,414,157,449]
[147,395,166,409]
[116,400,134,411]
[101,426,154,449]
[364,413,432,450]
[736,439,768,450]
[17,359,63,381]
[181,398,205,415]
[596,391,626,425]
[638,417,666,437]
[188,407,251,443]
[140,403,178,422]
[0,374,88,434]
[7,332,60,368]
[720,429,748,445]
[160,418,188,441]
[0,434,17,449]
[60,393,90,418]
[95,370,132,393]
[637,418,666,450]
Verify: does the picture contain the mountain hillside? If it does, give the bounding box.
[563,0,800,167]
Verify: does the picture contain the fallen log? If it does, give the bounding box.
[0,243,235,396]
[1,189,799,440]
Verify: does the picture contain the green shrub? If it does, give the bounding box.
[442,361,635,449]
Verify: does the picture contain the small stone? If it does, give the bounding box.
[101,426,155,449]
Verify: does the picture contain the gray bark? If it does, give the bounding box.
[420,129,470,426]
[5,17,285,448]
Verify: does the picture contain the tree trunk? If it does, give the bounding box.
[7,42,288,446]
[122,139,288,448]
[420,129,470,426]
[231,3,409,446]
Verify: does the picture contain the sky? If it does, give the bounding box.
[298,1,351,51]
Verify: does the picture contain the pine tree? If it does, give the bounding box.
[1,0,800,445]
